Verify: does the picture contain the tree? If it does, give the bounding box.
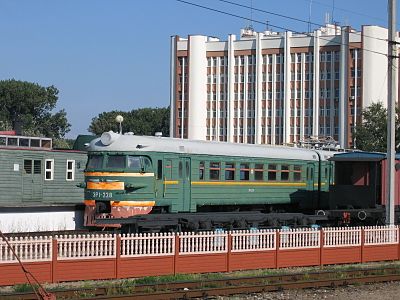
[0,79,71,138]
[353,102,400,152]
[89,107,170,136]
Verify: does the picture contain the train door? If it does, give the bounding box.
[22,157,43,201]
[306,162,316,191]
[178,157,192,212]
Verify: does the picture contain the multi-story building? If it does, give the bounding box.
[169,24,389,148]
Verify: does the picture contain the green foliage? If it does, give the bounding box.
[0,79,71,138]
[88,107,170,136]
[12,283,35,293]
[353,102,400,152]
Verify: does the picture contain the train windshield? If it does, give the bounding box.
[86,155,103,169]
[106,155,125,169]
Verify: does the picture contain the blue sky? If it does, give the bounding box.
[0,0,391,137]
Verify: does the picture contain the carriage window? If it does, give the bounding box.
[199,161,204,180]
[268,164,277,181]
[240,163,250,180]
[165,160,172,179]
[34,160,42,174]
[157,160,163,179]
[106,155,125,169]
[225,162,235,180]
[178,161,182,178]
[127,156,141,170]
[199,161,205,180]
[66,160,75,180]
[254,164,264,180]
[45,159,54,180]
[142,157,152,171]
[87,155,103,169]
[24,160,32,174]
[281,165,289,181]
[293,165,302,181]
[210,162,220,180]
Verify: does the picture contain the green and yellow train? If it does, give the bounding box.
[83,131,336,232]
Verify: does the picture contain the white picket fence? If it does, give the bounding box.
[231,229,276,252]
[279,228,320,249]
[57,234,115,260]
[178,231,228,254]
[0,236,52,263]
[121,232,175,257]
[0,226,399,262]
[323,227,362,247]
[364,226,399,245]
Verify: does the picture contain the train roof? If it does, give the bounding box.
[330,151,400,162]
[87,131,337,161]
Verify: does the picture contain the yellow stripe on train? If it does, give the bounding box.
[85,172,154,177]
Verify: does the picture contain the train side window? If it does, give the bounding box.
[254,163,264,180]
[165,160,172,179]
[268,164,277,181]
[281,165,289,181]
[293,165,302,181]
[127,156,141,170]
[240,163,250,180]
[45,159,54,180]
[225,162,235,180]
[157,160,163,179]
[178,161,183,178]
[199,161,205,180]
[210,162,220,180]
[141,157,152,172]
[24,160,32,174]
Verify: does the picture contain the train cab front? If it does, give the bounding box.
[83,152,155,228]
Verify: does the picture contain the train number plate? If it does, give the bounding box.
[91,191,113,199]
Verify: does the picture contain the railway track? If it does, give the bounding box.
[2,266,400,299]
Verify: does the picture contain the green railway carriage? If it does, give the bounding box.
[0,134,87,232]
[84,131,335,231]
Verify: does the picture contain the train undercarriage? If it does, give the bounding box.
[87,203,398,233]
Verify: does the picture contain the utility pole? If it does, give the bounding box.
[386,0,397,225]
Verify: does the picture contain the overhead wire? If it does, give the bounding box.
[176,0,391,58]
[218,0,389,43]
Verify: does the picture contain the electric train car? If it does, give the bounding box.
[83,131,337,232]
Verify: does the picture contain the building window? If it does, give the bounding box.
[66,160,75,181]
[45,159,54,180]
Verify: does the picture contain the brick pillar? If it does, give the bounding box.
[173,234,180,275]
[361,228,365,263]
[320,229,324,266]
[115,235,121,279]
[51,238,58,283]
[275,231,280,269]
[227,233,232,272]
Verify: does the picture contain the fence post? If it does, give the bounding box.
[361,227,365,263]
[320,229,324,267]
[173,234,180,275]
[115,235,121,279]
[275,231,280,269]
[227,232,232,272]
[51,237,58,283]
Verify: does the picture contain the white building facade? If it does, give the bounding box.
[170,24,390,148]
